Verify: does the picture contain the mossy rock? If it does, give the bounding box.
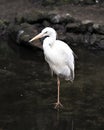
[8,22,42,49]
[0,19,9,30]
[15,10,48,24]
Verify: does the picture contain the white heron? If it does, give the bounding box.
[29,27,75,109]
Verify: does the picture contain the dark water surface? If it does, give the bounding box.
[0,39,104,130]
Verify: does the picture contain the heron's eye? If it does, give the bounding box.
[45,31,48,34]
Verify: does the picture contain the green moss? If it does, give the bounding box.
[0,19,9,32]
[0,19,9,26]
[0,20,5,26]
[15,10,48,24]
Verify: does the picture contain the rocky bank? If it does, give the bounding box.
[0,0,104,50]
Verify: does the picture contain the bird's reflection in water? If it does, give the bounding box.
[53,109,74,130]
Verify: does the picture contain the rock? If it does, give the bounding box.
[54,24,66,41]
[42,20,50,27]
[15,11,75,25]
[18,23,37,41]
[80,20,93,33]
[5,10,104,50]
[90,34,97,44]
[83,32,91,46]
[15,10,48,24]
[0,19,9,36]
[66,20,94,34]
[81,20,93,25]
[42,0,56,5]
[81,0,95,5]
[8,23,43,49]
[66,22,81,33]
[50,14,61,24]
[93,24,104,34]
[65,33,83,46]
[73,0,81,5]
[7,23,20,41]
[94,34,104,49]
[49,13,75,24]
[98,39,104,49]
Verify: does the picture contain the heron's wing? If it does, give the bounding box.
[66,52,75,81]
[56,40,75,81]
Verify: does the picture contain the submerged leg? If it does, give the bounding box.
[54,76,63,109]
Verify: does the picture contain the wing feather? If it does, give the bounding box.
[56,40,75,81]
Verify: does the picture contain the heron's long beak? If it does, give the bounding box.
[29,33,43,42]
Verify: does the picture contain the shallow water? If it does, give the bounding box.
[0,39,104,130]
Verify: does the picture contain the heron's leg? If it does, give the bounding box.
[57,76,60,104]
[54,76,63,109]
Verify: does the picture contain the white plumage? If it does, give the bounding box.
[29,27,75,109]
[43,39,74,81]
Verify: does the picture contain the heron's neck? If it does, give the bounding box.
[43,34,56,47]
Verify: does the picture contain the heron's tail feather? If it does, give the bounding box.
[65,68,74,82]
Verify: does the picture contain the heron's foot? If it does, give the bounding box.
[54,102,63,109]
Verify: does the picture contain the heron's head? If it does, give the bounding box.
[29,27,57,43]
